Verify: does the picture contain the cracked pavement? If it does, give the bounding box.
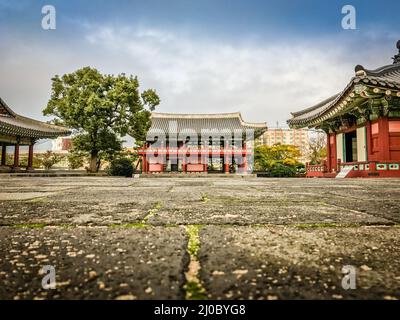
[0,176,399,299]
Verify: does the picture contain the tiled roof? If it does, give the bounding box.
[149,112,267,137]
[288,43,400,128]
[0,97,71,139]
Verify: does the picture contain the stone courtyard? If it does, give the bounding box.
[0,176,399,300]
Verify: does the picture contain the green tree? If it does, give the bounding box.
[67,150,87,170]
[43,67,160,172]
[254,144,303,176]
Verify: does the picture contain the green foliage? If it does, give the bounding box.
[186,225,202,256]
[43,67,160,172]
[39,151,64,170]
[183,281,207,300]
[200,193,210,203]
[268,163,296,177]
[107,157,134,177]
[67,150,86,169]
[254,144,304,177]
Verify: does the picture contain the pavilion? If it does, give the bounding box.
[0,97,70,172]
[138,112,267,174]
[288,41,400,178]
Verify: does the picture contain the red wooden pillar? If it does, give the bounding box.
[224,163,229,174]
[1,144,6,166]
[330,133,337,172]
[142,144,147,173]
[243,141,248,172]
[378,117,390,161]
[27,143,34,169]
[13,142,20,168]
[326,133,331,172]
[182,158,186,173]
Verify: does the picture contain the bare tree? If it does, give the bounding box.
[307,131,327,164]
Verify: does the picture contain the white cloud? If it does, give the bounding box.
[0,24,397,132]
[84,26,363,126]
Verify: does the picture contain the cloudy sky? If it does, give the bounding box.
[0,0,399,134]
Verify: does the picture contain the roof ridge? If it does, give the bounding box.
[363,63,400,77]
[14,114,70,132]
[151,112,242,119]
[290,94,340,117]
[151,112,267,128]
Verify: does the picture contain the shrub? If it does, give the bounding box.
[269,163,296,177]
[108,157,133,177]
[39,151,64,170]
[67,151,86,169]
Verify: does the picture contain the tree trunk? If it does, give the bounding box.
[89,152,98,173]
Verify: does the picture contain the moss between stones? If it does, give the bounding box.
[110,223,149,229]
[186,225,202,256]
[184,225,207,300]
[184,280,207,300]
[141,202,162,223]
[200,193,210,203]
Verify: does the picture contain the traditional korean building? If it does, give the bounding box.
[0,97,70,171]
[138,112,267,174]
[288,41,400,178]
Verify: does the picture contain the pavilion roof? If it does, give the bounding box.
[0,97,71,139]
[149,112,267,138]
[288,41,400,129]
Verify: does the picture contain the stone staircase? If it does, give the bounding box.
[335,165,353,178]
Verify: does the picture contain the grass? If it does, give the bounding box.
[200,193,210,203]
[141,202,162,223]
[183,281,207,300]
[186,225,202,256]
[184,225,207,300]
[110,223,149,229]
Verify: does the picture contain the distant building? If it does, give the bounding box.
[52,136,73,153]
[256,127,311,162]
[139,112,267,174]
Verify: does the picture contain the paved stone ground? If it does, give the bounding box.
[0,176,399,300]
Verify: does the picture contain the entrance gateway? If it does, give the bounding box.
[288,40,400,178]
